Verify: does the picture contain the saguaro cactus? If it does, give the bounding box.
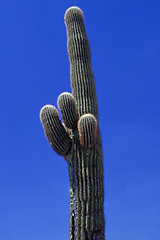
[40,6,105,240]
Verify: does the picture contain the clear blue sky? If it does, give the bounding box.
[0,0,160,239]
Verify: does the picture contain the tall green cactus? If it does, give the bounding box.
[40,6,105,240]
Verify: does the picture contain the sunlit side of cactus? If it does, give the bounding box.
[40,6,105,240]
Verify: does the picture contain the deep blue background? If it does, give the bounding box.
[0,0,160,239]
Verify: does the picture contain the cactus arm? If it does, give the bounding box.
[78,114,98,148]
[40,105,71,156]
[57,92,79,129]
[40,6,105,240]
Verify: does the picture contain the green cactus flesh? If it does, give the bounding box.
[40,6,105,240]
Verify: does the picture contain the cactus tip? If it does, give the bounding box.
[64,6,83,21]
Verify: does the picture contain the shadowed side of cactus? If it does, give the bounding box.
[40,6,105,240]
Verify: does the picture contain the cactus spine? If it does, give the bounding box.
[40,6,105,240]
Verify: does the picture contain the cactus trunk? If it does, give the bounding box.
[67,129,104,240]
[65,8,105,238]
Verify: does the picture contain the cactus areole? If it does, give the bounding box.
[40,6,105,240]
